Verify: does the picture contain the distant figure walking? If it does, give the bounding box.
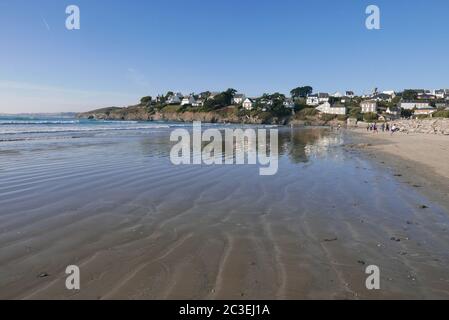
[374,123,378,133]
[391,124,397,135]
[386,123,390,132]
[381,123,385,132]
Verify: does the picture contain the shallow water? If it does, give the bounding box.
[1,117,449,299]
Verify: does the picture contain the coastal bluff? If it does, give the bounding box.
[77,106,273,124]
[77,105,340,126]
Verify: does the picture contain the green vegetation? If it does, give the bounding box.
[321,114,337,122]
[401,90,419,100]
[161,104,182,112]
[348,106,363,121]
[363,112,378,122]
[294,108,318,120]
[140,96,152,104]
[290,86,313,99]
[202,88,236,111]
[433,110,449,118]
[401,109,413,118]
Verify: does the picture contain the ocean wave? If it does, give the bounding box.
[0,120,81,125]
[0,125,171,135]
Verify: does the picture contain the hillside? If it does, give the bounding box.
[77,102,344,126]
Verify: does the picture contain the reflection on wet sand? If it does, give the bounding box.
[1,126,449,299]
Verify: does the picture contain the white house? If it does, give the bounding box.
[167,94,182,104]
[360,100,378,113]
[386,106,400,116]
[192,99,204,107]
[181,95,196,106]
[316,102,346,115]
[373,93,393,102]
[382,90,396,97]
[434,89,446,99]
[283,98,295,109]
[232,94,246,105]
[318,93,330,103]
[306,94,320,106]
[400,101,430,110]
[414,108,437,116]
[417,93,436,100]
[242,98,254,110]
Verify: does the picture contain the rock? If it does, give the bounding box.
[38,272,49,278]
[395,119,449,136]
[323,237,338,242]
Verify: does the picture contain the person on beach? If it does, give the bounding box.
[391,124,396,135]
[386,123,390,132]
[374,123,378,133]
[381,123,385,132]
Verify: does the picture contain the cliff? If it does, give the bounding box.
[77,100,356,127]
[79,104,310,125]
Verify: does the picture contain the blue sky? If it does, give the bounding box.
[1,0,448,113]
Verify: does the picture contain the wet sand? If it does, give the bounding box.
[1,127,449,299]
[348,129,449,211]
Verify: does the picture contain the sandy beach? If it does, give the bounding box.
[349,129,449,211]
[1,125,449,300]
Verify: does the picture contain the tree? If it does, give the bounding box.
[140,96,152,104]
[401,109,413,118]
[223,88,237,105]
[349,107,362,121]
[402,90,418,101]
[202,89,236,110]
[290,86,313,98]
[363,112,378,122]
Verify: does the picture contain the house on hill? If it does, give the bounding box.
[242,98,255,110]
[414,107,437,117]
[400,101,430,110]
[283,98,295,109]
[360,100,378,113]
[167,93,182,104]
[316,102,346,115]
[181,95,196,106]
[306,94,319,106]
[232,94,246,105]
